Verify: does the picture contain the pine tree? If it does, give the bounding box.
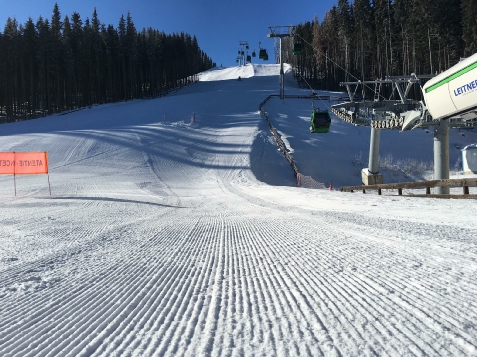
[69,12,83,107]
[461,0,477,57]
[91,8,103,103]
[3,17,19,120]
[126,12,137,98]
[23,18,38,117]
[51,3,63,112]
[337,0,353,80]
[352,0,371,80]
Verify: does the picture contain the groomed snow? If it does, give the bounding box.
[0,64,476,357]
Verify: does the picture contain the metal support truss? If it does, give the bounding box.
[331,74,477,131]
[331,74,476,186]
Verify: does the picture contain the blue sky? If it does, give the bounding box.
[0,0,338,67]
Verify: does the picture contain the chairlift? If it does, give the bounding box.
[310,108,331,133]
[252,50,256,57]
[293,42,303,56]
[246,55,251,62]
[246,45,249,50]
[259,48,268,60]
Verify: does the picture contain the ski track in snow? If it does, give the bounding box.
[0,65,476,356]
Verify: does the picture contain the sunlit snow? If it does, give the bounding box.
[0,63,476,356]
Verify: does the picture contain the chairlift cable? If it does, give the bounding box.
[292,69,332,134]
[296,34,387,101]
[295,69,333,112]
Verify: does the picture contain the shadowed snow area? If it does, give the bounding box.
[0,64,476,357]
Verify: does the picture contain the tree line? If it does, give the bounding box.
[284,0,477,96]
[0,4,215,121]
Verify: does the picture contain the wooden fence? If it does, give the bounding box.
[340,178,477,198]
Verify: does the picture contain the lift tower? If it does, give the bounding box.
[238,41,249,66]
[267,26,296,99]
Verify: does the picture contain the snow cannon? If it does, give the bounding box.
[422,53,477,122]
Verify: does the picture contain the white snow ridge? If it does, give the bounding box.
[0,64,476,357]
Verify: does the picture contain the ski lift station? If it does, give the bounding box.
[330,52,477,192]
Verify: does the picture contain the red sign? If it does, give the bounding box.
[0,152,49,175]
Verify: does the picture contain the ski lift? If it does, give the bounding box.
[246,55,251,62]
[258,42,269,61]
[293,42,303,56]
[259,49,268,60]
[241,51,244,56]
[252,50,256,57]
[246,45,249,50]
[310,108,331,133]
[238,50,240,54]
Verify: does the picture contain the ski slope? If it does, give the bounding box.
[0,64,476,357]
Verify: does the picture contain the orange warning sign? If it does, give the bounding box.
[0,152,48,175]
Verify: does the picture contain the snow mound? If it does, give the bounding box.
[253,63,292,76]
[199,64,255,81]
[199,63,292,82]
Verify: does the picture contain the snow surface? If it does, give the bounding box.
[0,63,476,357]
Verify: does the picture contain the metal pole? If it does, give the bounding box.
[47,173,51,196]
[242,44,244,66]
[433,119,450,194]
[13,151,16,196]
[280,37,284,99]
[368,127,381,175]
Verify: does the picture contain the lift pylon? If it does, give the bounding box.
[267,26,297,99]
[238,41,250,66]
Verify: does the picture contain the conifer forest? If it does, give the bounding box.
[0,4,215,121]
[286,0,477,95]
[1,1,477,122]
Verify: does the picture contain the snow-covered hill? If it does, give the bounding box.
[0,64,476,356]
